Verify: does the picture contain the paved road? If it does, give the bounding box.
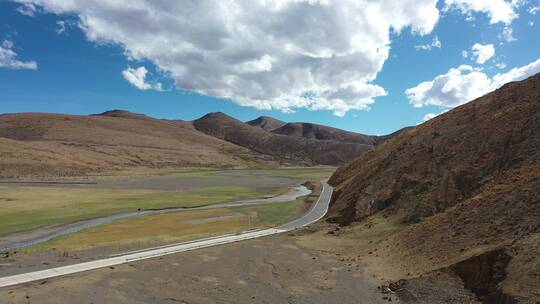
[0,181,332,289]
[0,185,311,251]
[277,181,332,231]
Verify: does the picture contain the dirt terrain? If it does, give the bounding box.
[1,223,487,304]
[327,73,540,302]
[0,236,390,304]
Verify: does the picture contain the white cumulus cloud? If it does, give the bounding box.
[406,58,540,108]
[444,0,520,24]
[499,26,517,42]
[406,65,491,108]
[471,43,495,64]
[415,36,442,51]
[16,3,37,16]
[17,0,443,116]
[490,59,540,86]
[122,66,162,91]
[0,40,37,70]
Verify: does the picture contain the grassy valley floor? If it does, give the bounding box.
[26,199,311,253]
[0,168,334,236]
[0,168,331,277]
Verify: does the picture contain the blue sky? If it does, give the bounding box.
[0,1,539,135]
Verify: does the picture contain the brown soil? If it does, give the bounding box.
[326,73,540,302]
[294,220,483,303]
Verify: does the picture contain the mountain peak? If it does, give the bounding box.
[246,116,286,131]
[198,112,239,122]
[91,110,152,120]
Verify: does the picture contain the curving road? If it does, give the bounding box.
[0,181,332,289]
[0,185,311,251]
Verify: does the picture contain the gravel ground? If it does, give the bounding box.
[0,236,388,304]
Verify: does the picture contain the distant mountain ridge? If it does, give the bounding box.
[0,111,271,178]
[247,116,410,146]
[271,122,377,145]
[90,109,154,120]
[193,112,377,166]
[0,109,408,177]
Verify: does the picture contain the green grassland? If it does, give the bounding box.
[264,167,336,179]
[0,168,333,238]
[168,169,223,178]
[232,198,309,228]
[26,200,308,252]
[0,185,282,236]
[169,167,335,179]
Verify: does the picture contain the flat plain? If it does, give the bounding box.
[0,168,332,272]
[0,168,333,236]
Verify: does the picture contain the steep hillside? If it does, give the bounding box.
[246,116,286,131]
[193,112,373,166]
[271,122,376,145]
[0,111,273,178]
[372,126,413,145]
[327,73,540,302]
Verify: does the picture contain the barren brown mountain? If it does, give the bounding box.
[271,122,377,145]
[0,111,273,178]
[246,116,286,131]
[193,112,374,166]
[327,73,540,302]
[0,110,386,178]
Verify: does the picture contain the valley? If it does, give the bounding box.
[2,2,539,303]
[0,73,539,304]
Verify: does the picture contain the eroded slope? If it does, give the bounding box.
[327,73,540,302]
